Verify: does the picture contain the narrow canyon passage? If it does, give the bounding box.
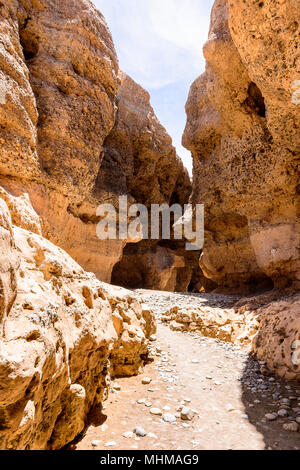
[72,291,300,451]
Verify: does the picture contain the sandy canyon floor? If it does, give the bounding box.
[70,291,300,451]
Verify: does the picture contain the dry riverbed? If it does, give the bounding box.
[70,291,300,451]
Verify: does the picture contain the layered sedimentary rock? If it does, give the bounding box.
[183,0,300,291]
[0,196,155,450]
[0,1,193,288]
[106,73,199,292]
[161,290,300,381]
[0,0,160,450]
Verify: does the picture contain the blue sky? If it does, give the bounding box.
[92,0,214,175]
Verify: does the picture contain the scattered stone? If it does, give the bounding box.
[142,377,152,385]
[183,398,191,403]
[226,404,235,412]
[105,441,117,447]
[162,413,177,423]
[112,383,121,391]
[137,398,146,405]
[181,407,195,421]
[148,432,158,439]
[150,334,157,342]
[134,427,147,437]
[91,440,101,448]
[123,432,134,439]
[265,413,277,421]
[280,398,290,405]
[278,409,289,418]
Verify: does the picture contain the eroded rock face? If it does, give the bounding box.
[160,289,300,381]
[0,0,124,283]
[0,195,155,450]
[183,0,300,290]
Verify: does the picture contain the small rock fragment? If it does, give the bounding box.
[265,413,277,421]
[105,441,117,447]
[134,426,147,437]
[278,409,289,417]
[137,398,146,405]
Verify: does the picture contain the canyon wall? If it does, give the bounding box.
[0,0,194,449]
[0,0,192,289]
[0,0,166,450]
[183,0,299,292]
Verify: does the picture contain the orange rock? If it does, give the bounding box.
[183,0,299,290]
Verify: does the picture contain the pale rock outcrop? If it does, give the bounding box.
[161,302,259,344]
[0,196,155,450]
[183,0,299,290]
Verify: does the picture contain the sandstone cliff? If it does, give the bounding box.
[103,73,200,292]
[183,0,300,292]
